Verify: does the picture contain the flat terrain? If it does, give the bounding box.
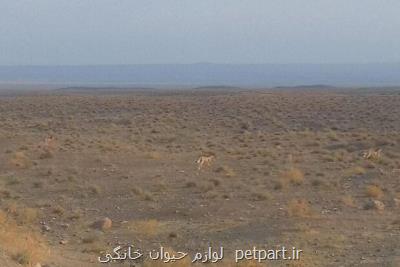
[0,88,400,266]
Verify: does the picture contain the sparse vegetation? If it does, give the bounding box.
[346,166,366,176]
[287,199,313,218]
[365,185,384,199]
[127,219,161,237]
[0,89,399,266]
[9,151,32,169]
[215,165,236,177]
[0,208,48,266]
[283,168,305,185]
[342,195,356,208]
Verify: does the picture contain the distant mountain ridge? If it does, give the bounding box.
[0,63,400,87]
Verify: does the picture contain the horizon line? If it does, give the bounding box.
[1,62,400,67]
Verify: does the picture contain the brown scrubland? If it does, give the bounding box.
[0,87,400,266]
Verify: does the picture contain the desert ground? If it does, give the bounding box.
[0,87,399,267]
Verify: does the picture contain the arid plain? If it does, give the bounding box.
[0,88,400,266]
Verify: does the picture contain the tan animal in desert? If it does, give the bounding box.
[40,135,56,152]
[196,155,214,170]
[362,148,382,161]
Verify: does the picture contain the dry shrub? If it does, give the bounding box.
[215,166,236,177]
[131,186,154,201]
[9,152,32,169]
[82,232,102,244]
[82,242,108,254]
[256,149,272,158]
[287,199,313,218]
[185,181,197,188]
[6,176,19,186]
[311,178,325,187]
[145,151,162,160]
[39,150,53,159]
[341,195,356,208]
[17,208,38,225]
[88,184,102,195]
[346,166,366,176]
[283,168,304,185]
[327,131,339,141]
[333,151,345,162]
[198,181,215,193]
[273,179,288,190]
[81,231,107,254]
[4,203,38,225]
[0,211,49,266]
[251,191,272,201]
[52,205,65,216]
[365,185,384,199]
[128,219,161,237]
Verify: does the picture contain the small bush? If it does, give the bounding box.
[365,185,384,199]
[128,219,160,237]
[347,166,366,176]
[288,199,313,218]
[342,195,356,208]
[283,168,304,185]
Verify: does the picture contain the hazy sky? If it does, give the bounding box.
[1,0,400,65]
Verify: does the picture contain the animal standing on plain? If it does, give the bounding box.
[196,155,214,170]
[362,148,382,161]
[40,135,56,152]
